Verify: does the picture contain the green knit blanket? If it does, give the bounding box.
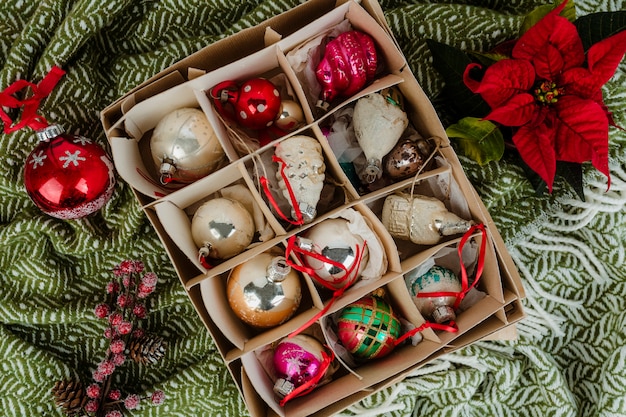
[1,1,625,416]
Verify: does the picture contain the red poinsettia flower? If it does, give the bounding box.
[463,0,626,191]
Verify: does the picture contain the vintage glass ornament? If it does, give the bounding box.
[275,135,326,224]
[210,78,282,130]
[273,334,327,400]
[336,294,401,360]
[227,254,302,328]
[382,193,473,245]
[23,124,116,219]
[150,107,225,184]
[315,30,378,110]
[191,197,255,261]
[353,88,408,183]
[405,265,461,323]
[275,99,305,131]
[383,137,433,180]
[298,218,369,289]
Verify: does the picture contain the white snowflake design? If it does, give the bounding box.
[59,150,86,168]
[29,151,47,169]
[72,136,92,146]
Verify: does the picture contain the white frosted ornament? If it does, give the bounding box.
[191,197,255,261]
[353,88,408,183]
[382,193,473,245]
[298,218,369,289]
[150,107,225,184]
[275,135,326,224]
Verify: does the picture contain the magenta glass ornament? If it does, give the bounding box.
[23,125,115,219]
[272,334,325,399]
[315,30,378,109]
[210,78,282,130]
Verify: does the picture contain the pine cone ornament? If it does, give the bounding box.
[51,379,88,416]
[129,334,167,366]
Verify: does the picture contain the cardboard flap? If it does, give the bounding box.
[110,136,169,199]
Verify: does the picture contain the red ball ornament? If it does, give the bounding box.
[316,30,378,110]
[210,78,282,130]
[23,125,116,219]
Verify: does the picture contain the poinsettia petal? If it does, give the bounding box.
[513,1,585,77]
[560,67,601,100]
[553,96,610,184]
[484,93,538,127]
[471,59,535,109]
[533,42,565,80]
[512,120,557,191]
[586,29,626,88]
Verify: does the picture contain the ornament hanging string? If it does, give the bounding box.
[260,154,305,226]
[285,234,367,338]
[395,320,458,345]
[278,347,335,406]
[0,66,65,133]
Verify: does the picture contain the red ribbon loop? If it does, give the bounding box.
[285,234,367,338]
[260,154,305,226]
[0,66,65,133]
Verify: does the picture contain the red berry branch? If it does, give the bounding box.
[52,260,167,417]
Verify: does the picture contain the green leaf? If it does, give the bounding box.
[519,1,576,36]
[426,39,491,119]
[446,117,504,165]
[575,11,626,51]
[557,162,585,201]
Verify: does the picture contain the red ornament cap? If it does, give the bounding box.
[23,125,116,219]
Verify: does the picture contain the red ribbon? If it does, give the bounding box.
[278,347,335,407]
[285,234,366,338]
[0,66,65,133]
[260,154,305,226]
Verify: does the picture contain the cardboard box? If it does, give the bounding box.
[100,1,526,416]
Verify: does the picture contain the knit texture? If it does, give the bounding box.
[1,1,625,416]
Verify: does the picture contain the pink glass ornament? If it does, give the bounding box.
[23,124,115,219]
[273,334,325,399]
[210,78,282,130]
[315,30,378,110]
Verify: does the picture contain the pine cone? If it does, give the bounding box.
[129,334,167,366]
[51,379,88,416]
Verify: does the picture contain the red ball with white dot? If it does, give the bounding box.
[211,78,282,130]
[23,125,115,219]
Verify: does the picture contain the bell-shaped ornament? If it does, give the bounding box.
[353,88,409,183]
[150,107,225,185]
[381,193,473,245]
[191,197,255,261]
[227,254,302,328]
[275,135,326,224]
[405,265,461,323]
[297,218,369,289]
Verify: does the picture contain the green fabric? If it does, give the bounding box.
[1,0,625,416]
